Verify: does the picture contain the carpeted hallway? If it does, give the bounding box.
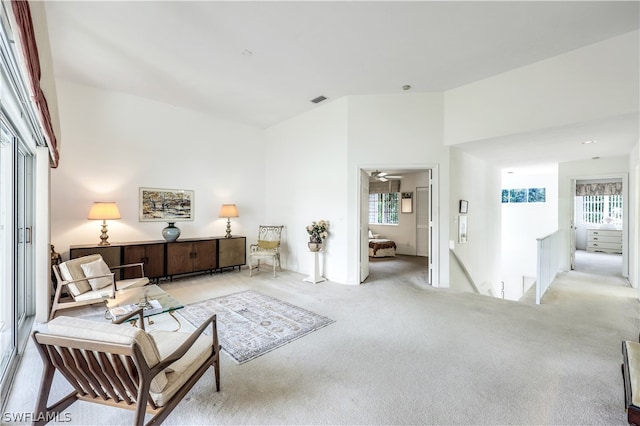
[4,255,638,425]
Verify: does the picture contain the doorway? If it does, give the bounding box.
[359,166,437,286]
[571,176,628,280]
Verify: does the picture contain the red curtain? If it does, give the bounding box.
[10,0,59,167]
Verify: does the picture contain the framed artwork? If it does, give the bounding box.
[139,188,194,222]
[459,200,468,214]
[401,192,413,213]
[458,215,468,244]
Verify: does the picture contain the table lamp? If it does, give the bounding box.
[219,204,239,238]
[88,201,121,246]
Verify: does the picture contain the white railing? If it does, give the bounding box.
[536,230,562,304]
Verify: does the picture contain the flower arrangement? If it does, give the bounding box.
[306,220,329,244]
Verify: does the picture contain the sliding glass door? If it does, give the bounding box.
[0,121,13,393]
[17,142,34,328]
[0,119,35,406]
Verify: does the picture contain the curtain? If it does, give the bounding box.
[576,182,622,196]
[369,180,401,194]
[10,0,59,168]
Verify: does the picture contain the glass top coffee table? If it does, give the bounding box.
[105,284,184,329]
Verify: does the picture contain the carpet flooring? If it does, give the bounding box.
[4,255,638,425]
[178,290,334,364]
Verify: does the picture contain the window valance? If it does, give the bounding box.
[369,180,401,194]
[10,1,59,167]
[576,182,622,196]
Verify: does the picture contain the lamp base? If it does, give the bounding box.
[98,221,111,246]
[225,218,232,238]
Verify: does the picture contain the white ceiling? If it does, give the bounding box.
[42,1,640,170]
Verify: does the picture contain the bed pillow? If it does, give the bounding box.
[80,258,113,291]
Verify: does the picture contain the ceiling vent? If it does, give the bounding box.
[311,95,327,104]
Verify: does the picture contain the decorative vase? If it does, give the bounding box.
[162,222,181,242]
[308,242,323,252]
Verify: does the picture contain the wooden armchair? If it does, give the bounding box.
[51,254,149,320]
[248,225,284,277]
[31,309,220,426]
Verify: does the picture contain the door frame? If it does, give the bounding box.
[570,172,629,278]
[357,164,439,287]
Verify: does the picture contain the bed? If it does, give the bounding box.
[369,238,397,258]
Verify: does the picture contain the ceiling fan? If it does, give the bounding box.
[370,170,403,182]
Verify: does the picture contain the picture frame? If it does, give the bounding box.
[401,192,413,213]
[139,187,194,222]
[458,215,468,244]
[459,200,468,214]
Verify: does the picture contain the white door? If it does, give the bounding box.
[416,187,429,258]
[427,169,434,284]
[360,170,370,283]
[570,179,576,270]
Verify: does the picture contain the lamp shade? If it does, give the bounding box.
[218,204,239,218]
[88,202,121,220]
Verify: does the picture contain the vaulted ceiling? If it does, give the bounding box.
[42,1,640,168]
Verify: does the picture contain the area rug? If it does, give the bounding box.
[177,290,334,364]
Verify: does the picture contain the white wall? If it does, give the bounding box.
[558,156,630,273]
[449,148,502,295]
[346,93,450,286]
[51,80,266,260]
[368,171,430,256]
[264,98,349,283]
[266,93,452,286]
[501,168,558,300]
[444,31,639,145]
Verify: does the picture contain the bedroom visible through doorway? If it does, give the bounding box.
[572,177,627,280]
[360,167,433,286]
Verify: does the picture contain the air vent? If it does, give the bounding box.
[311,95,327,104]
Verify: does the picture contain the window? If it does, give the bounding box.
[369,192,399,225]
[501,187,546,203]
[582,195,623,225]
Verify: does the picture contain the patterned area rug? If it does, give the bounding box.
[177,290,334,364]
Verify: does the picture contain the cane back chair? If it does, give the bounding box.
[248,225,284,277]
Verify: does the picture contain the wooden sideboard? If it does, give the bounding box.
[70,236,246,280]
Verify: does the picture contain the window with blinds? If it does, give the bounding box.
[582,195,623,225]
[369,192,399,225]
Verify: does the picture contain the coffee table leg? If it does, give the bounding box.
[168,311,182,332]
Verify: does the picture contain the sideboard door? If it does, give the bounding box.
[218,237,246,270]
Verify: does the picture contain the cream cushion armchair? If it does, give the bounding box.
[32,310,219,425]
[51,254,149,320]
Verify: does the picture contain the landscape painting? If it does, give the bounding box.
[139,188,194,221]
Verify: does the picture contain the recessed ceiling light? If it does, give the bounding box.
[581,140,597,144]
[402,85,411,91]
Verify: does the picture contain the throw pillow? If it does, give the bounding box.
[80,259,113,291]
